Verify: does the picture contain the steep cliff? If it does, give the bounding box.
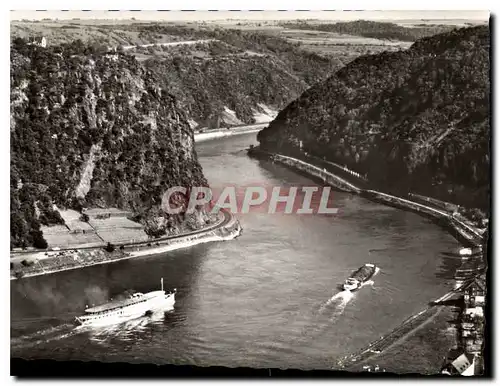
[10,40,207,248]
[258,26,490,210]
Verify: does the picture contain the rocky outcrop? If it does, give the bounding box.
[10,40,207,248]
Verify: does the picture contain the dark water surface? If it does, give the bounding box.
[11,133,460,371]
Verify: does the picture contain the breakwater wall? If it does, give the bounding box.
[362,190,482,247]
[408,192,459,213]
[273,154,362,194]
[248,148,361,194]
[10,210,241,280]
[249,147,483,247]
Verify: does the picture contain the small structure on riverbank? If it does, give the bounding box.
[441,352,475,376]
[451,274,486,375]
[461,276,486,354]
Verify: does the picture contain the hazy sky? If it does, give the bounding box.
[10,10,490,22]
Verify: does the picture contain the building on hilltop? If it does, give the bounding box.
[28,36,47,48]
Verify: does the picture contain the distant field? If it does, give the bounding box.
[10,19,412,58]
[258,28,410,59]
[392,19,488,27]
[186,23,414,58]
[10,20,183,47]
[13,18,464,65]
[280,29,411,46]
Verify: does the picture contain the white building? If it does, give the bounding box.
[28,36,47,48]
[451,353,475,376]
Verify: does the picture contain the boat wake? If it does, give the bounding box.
[295,290,355,342]
[319,267,380,318]
[12,304,175,349]
[319,290,354,316]
[294,269,380,344]
[361,279,375,288]
[11,323,80,349]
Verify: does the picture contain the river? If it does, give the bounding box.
[11,132,461,372]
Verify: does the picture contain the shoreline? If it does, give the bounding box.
[10,210,242,281]
[248,148,484,247]
[194,122,268,143]
[338,282,467,370]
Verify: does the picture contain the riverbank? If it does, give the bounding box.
[337,284,465,371]
[10,210,242,280]
[194,122,269,143]
[248,147,484,248]
[345,304,459,374]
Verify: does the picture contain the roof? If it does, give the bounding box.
[463,276,486,293]
[465,307,484,317]
[451,353,474,374]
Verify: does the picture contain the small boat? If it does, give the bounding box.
[343,263,377,291]
[459,248,473,256]
[458,247,482,257]
[75,278,176,327]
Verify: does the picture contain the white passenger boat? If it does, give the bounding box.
[75,278,176,327]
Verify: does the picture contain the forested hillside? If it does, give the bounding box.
[10,39,207,248]
[133,26,345,127]
[258,26,490,210]
[137,24,343,85]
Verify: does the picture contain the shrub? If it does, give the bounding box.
[105,242,115,253]
[32,231,48,249]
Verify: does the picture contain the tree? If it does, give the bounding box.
[32,230,48,249]
[12,37,28,51]
[21,259,35,267]
[105,242,115,253]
